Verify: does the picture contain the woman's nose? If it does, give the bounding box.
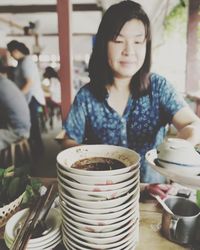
[122,42,135,56]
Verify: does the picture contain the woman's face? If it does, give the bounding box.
[107,19,146,80]
[10,49,23,60]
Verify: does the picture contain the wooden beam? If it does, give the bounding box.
[57,0,72,122]
[185,0,200,92]
[0,4,102,13]
[6,32,95,37]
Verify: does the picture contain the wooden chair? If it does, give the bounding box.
[0,138,31,168]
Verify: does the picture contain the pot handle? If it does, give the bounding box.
[169,217,179,240]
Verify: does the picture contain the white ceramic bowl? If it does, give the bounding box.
[59,184,139,209]
[57,168,138,191]
[62,210,138,233]
[4,208,61,249]
[64,217,137,238]
[63,220,137,245]
[57,145,140,176]
[58,177,138,201]
[61,205,138,226]
[57,165,139,185]
[60,196,138,220]
[157,138,200,168]
[62,233,137,250]
[59,191,139,215]
[62,224,138,249]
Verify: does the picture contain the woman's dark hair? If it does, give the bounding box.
[43,66,59,79]
[7,40,30,55]
[88,0,151,100]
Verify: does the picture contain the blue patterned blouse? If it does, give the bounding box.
[64,73,187,183]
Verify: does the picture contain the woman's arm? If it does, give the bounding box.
[61,133,80,149]
[172,106,200,145]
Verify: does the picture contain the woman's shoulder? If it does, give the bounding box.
[76,83,92,97]
[149,72,173,91]
[150,72,167,84]
[21,55,35,68]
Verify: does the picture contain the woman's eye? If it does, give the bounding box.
[114,40,123,43]
[135,40,145,44]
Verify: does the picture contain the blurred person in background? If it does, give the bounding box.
[43,66,61,129]
[7,40,46,157]
[43,66,61,105]
[62,1,200,197]
[0,63,30,150]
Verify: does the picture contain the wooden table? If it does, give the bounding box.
[136,202,188,250]
[0,178,189,250]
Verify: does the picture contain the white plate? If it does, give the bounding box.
[145,149,200,188]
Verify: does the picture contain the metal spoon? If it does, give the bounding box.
[31,192,58,238]
[152,194,174,215]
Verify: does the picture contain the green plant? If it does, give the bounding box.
[197,190,200,208]
[164,0,188,37]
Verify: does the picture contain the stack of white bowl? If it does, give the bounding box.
[57,145,140,250]
[4,208,62,249]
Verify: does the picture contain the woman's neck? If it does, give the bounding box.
[106,78,131,116]
[108,77,130,94]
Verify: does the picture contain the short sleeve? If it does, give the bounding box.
[21,56,37,79]
[64,90,87,144]
[155,75,187,122]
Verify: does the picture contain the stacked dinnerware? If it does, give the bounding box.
[4,208,62,249]
[57,145,140,250]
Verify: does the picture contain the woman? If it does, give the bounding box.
[63,1,200,188]
[43,66,61,105]
[43,66,61,128]
[7,40,46,156]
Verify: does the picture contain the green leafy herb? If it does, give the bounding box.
[196,190,200,208]
[0,165,42,207]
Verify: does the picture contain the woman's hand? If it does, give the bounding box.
[145,183,172,199]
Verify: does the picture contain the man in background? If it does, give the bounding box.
[0,63,30,150]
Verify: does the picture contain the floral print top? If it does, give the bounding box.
[64,73,187,183]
